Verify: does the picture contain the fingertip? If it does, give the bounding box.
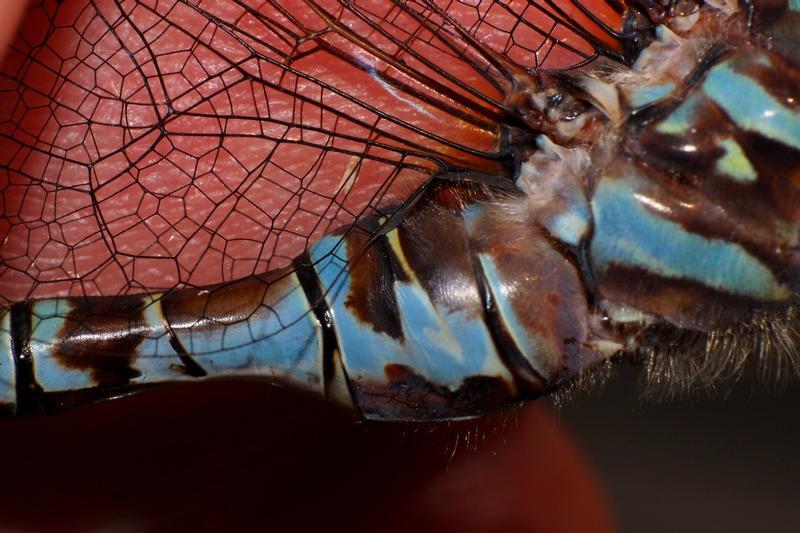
[409,404,618,533]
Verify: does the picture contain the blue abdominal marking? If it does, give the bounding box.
[310,235,407,382]
[0,311,15,408]
[385,231,510,386]
[29,299,96,391]
[169,277,324,391]
[26,281,325,394]
[475,253,554,379]
[310,233,510,389]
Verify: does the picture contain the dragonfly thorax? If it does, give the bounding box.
[515,0,800,335]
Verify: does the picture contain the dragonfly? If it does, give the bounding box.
[0,0,798,421]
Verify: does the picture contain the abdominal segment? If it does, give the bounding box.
[0,183,622,421]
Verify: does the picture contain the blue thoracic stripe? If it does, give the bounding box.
[309,233,512,392]
[0,310,16,410]
[703,54,800,150]
[715,137,758,182]
[656,92,705,135]
[627,81,676,109]
[591,172,790,300]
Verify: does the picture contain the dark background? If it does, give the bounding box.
[558,365,800,533]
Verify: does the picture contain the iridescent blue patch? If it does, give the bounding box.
[0,311,16,409]
[591,174,789,301]
[628,82,676,109]
[703,56,800,150]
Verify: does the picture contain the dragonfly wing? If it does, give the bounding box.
[0,0,621,303]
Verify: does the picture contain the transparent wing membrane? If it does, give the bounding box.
[0,0,624,304]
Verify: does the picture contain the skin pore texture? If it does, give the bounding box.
[0,1,615,531]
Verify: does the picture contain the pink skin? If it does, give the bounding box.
[0,2,617,531]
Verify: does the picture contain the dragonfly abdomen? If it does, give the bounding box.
[308,187,620,420]
[0,184,622,420]
[0,270,329,416]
